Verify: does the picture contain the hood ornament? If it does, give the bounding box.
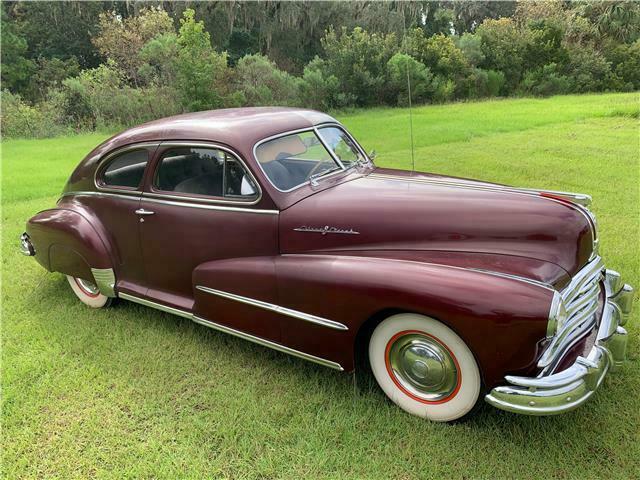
[294,225,360,235]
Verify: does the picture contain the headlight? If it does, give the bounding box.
[547,291,567,338]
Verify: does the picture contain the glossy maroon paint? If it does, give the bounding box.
[25,107,597,388]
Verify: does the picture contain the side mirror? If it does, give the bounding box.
[368,149,377,161]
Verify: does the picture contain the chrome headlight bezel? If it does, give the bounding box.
[546,291,568,338]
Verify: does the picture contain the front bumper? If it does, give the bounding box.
[485,268,634,415]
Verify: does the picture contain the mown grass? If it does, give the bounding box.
[2,92,639,479]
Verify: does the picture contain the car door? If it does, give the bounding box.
[92,145,157,296]
[137,142,282,341]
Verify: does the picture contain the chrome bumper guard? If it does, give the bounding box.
[20,232,36,256]
[485,269,634,415]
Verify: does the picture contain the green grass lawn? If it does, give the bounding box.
[2,92,639,479]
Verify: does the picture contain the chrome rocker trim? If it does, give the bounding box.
[485,268,634,415]
[193,315,344,371]
[195,285,349,331]
[118,292,345,371]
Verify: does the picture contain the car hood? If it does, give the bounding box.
[279,168,595,281]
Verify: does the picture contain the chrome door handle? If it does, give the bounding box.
[135,208,155,216]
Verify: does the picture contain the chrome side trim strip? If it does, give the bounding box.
[141,195,279,215]
[91,267,116,297]
[61,190,278,215]
[117,292,344,371]
[118,292,192,319]
[192,315,345,371]
[59,191,141,201]
[195,285,349,331]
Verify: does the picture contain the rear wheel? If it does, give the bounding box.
[66,275,112,308]
[369,313,481,422]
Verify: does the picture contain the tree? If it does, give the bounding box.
[175,9,230,111]
[92,7,174,85]
[477,17,528,93]
[1,5,35,94]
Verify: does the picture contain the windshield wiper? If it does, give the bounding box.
[308,166,342,186]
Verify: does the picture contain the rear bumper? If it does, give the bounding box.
[485,269,633,415]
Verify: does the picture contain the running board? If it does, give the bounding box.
[119,292,344,371]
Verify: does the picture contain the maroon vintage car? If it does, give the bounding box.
[22,107,633,421]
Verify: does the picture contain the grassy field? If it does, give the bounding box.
[2,92,639,479]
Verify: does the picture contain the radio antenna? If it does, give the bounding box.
[402,10,416,173]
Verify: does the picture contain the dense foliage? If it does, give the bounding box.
[2,1,639,137]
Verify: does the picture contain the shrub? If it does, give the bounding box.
[298,57,342,110]
[486,69,506,97]
[386,53,433,105]
[233,54,300,106]
[0,90,67,138]
[431,75,456,103]
[522,63,571,96]
[606,40,640,90]
[321,26,398,106]
[565,46,614,93]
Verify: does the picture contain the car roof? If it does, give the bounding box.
[91,107,339,158]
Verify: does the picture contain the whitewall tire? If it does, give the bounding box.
[66,275,112,308]
[369,313,481,422]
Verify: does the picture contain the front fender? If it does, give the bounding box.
[275,254,553,385]
[190,253,553,385]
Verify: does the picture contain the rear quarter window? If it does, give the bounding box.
[100,150,149,189]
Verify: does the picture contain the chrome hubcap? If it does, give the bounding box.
[387,333,458,402]
[76,278,99,295]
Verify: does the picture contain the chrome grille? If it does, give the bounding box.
[537,257,604,372]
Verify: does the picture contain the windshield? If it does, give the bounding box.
[255,130,343,191]
[316,126,366,167]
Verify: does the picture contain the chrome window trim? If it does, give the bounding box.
[149,141,263,206]
[94,142,160,194]
[195,285,349,331]
[253,123,368,194]
[192,315,344,371]
[60,191,142,201]
[117,291,344,371]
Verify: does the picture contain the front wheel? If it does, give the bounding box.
[66,275,112,308]
[369,313,481,422]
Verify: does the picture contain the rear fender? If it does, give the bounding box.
[26,208,114,289]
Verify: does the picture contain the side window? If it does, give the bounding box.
[101,149,149,189]
[153,147,258,200]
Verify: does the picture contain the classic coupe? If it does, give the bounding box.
[22,107,634,422]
